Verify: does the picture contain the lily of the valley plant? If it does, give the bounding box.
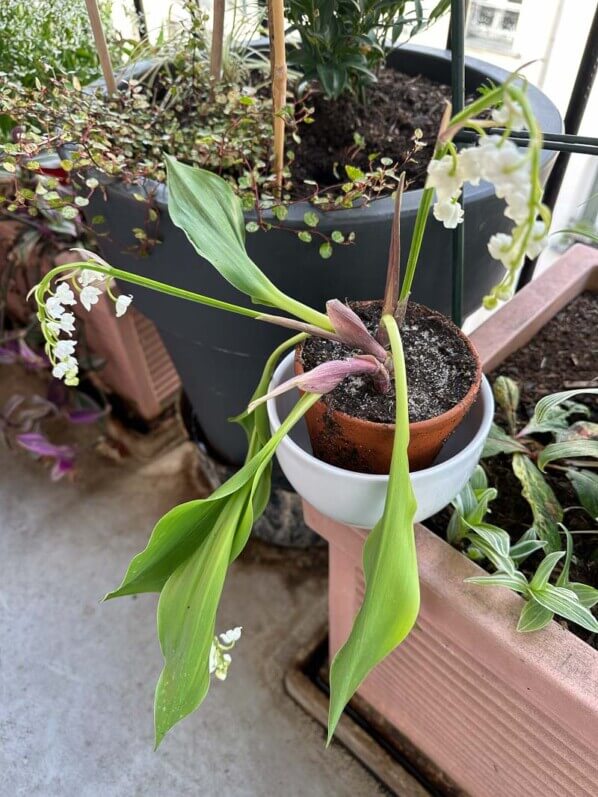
[32,76,550,745]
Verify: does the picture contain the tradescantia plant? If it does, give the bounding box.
[30,77,550,744]
[446,378,598,635]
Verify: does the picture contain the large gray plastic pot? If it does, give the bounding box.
[87,44,561,464]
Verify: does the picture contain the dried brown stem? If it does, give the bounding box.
[377,172,405,343]
[268,0,287,196]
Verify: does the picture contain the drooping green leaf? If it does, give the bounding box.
[529,584,598,633]
[319,242,333,259]
[165,156,330,330]
[154,487,249,748]
[520,403,591,437]
[517,599,554,633]
[524,389,598,434]
[150,391,320,746]
[538,440,598,472]
[566,468,598,520]
[327,314,418,742]
[482,423,528,458]
[492,376,520,435]
[512,453,562,551]
[465,572,528,592]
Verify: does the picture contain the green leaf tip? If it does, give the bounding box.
[326,314,419,742]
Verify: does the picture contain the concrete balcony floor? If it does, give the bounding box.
[0,369,382,796]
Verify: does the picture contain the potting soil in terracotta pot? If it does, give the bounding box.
[428,290,598,645]
[297,300,482,473]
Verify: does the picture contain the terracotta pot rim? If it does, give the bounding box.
[296,300,483,432]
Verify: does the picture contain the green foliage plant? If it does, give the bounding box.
[285,0,450,100]
[447,377,598,635]
[29,79,549,746]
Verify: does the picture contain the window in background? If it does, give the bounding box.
[466,0,523,54]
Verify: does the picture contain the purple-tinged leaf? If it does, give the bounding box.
[51,456,75,481]
[326,300,387,362]
[248,356,383,413]
[65,407,107,425]
[17,432,73,460]
[18,340,48,370]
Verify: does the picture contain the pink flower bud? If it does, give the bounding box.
[248,356,386,413]
[326,300,387,362]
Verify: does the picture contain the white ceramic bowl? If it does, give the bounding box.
[267,352,494,529]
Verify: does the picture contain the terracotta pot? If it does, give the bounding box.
[295,302,483,473]
[301,246,598,796]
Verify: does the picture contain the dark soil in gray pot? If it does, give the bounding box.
[87,44,561,465]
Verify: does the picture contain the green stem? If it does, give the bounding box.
[39,263,332,331]
[399,186,435,302]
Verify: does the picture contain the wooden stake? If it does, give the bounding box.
[268,0,287,196]
[210,0,226,82]
[84,0,117,94]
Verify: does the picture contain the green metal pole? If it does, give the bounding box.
[450,0,466,327]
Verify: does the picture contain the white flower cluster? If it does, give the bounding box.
[426,122,548,301]
[209,626,242,682]
[40,265,133,386]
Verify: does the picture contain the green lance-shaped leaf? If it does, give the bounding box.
[517,599,554,633]
[520,388,598,436]
[466,571,529,593]
[530,388,598,425]
[529,550,565,590]
[509,536,547,565]
[165,156,331,331]
[482,423,528,458]
[327,314,418,743]
[568,582,598,609]
[512,453,562,552]
[151,392,320,747]
[529,583,598,633]
[154,486,250,748]
[567,468,598,520]
[538,439,598,472]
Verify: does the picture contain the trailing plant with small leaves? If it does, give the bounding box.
[445,376,598,636]
[0,3,411,258]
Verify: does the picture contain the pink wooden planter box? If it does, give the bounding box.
[303,246,598,796]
